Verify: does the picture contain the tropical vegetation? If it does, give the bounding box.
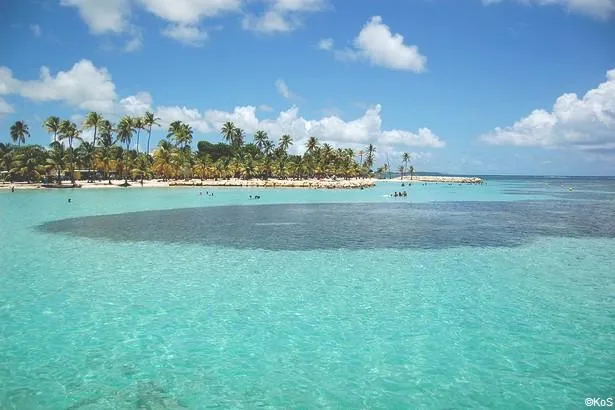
[1,114,416,184]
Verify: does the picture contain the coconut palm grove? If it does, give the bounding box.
[0,112,416,185]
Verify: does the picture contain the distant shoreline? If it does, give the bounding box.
[0,175,483,191]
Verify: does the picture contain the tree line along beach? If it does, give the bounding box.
[1,112,482,190]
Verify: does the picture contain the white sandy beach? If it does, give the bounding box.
[0,175,482,191]
[0,178,375,190]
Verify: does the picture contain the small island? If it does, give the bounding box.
[1,113,482,190]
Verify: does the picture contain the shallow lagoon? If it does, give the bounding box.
[1,178,614,408]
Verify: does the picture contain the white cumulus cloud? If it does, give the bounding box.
[60,0,131,33]
[0,60,118,113]
[137,0,242,23]
[2,59,444,154]
[382,128,446,148]
[162,24,209,46]
[155,105,213,133]
[480,67,615,151]
[242,0,328,33]
[0,97,14,118]
[275,79,296,99]
[148,103,445,153]
[18,60,117,113]
[242,10,294,32]
[120,92,153,116]
[62,0,328,44]
[321,16,427,73]
[0,60,155,117]
[171,103,446,153]
[0,67,20,95]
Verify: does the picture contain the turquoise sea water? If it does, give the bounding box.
[1,177,614,409]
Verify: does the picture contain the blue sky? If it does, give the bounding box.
[1,0,614,175]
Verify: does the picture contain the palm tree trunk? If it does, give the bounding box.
[89,160,94,183]
[69,138,75,184]
[124,143,129,184]
[146,126,152,156]
[136,129,141,154]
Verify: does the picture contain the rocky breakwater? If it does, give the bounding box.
[404,176,483,184]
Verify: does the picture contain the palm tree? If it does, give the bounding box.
[10,121,30,146]
[43,116,61,143]
[132,153,150,184]
[0,143,14,181]
[193,153,212,180]
[143,111,160,156]
[320,143,333,175]
[263,140,275,157]
[221,122,236,146]
[278,134,293,156]
[98,144,120,184]
[305,136,319,155]
[167,120,183,146]
[1,108,374,184]
[152,141,178,180]
[58,120,81,149]
[76,141,96,182]
[117,116,134,183]
[232,128,245,150]
[83,112,104,147]
[402,152,411,170]
[120,149,135,185]
[97,120,114,146]
[94,120,115,182]
[409,165,415,180]
[176,123,193,149]
[398,165,405,180]
[253,130,269,153]
[58,120,82,183]
[46,142,67,184]
[11,146,45,182]
[176,146,193,180]
[117,116,134,151]
[365,144,376,170]
[133,117,144,154]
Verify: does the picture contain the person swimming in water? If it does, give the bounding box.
[68,198,71,203]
